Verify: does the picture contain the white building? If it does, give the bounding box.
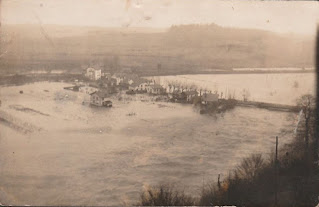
[90,91,112,107]
[146,84,165,95]
[128,79,149,92]
[112,73,126,85]
[85,68,102,80]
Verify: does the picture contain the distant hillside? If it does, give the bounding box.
[0,24,315,75]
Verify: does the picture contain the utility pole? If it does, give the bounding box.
[275,136,278,207]
[217,174,221,190]
[157,63,162,75]
[314,27,319,168]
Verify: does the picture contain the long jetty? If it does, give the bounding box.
[236,100,300,113]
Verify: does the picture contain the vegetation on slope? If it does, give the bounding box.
[137,94,319,207]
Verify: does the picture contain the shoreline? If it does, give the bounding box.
[0,69,315,77]
[144,69,315,77]
[0,70,315,87]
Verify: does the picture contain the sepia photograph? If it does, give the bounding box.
[0,0,318,206]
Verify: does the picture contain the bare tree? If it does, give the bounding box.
[138,184,195,206]
[235,154,265,180]
[296,94,316,150]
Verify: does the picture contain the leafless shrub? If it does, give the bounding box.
[137,184,195,206]
[235,153,265,180]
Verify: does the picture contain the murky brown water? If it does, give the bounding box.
[0,73,314,205]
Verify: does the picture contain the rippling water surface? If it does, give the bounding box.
[0,72,315,205]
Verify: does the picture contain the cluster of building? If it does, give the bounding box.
[78,67,167,106]
[167,88,219,105]
[70,67,220,107]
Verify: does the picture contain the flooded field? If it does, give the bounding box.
[0,73,314,205]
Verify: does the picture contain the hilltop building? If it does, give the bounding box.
[181,90,198,103]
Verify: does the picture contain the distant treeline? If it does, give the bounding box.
[0,24,315,75]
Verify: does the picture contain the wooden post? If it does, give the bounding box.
[275,136,278,207]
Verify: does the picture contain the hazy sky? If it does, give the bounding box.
[2,0,319,35]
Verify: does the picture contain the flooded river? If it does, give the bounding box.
[0,72,315,205]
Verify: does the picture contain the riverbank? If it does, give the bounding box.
[144,68,315,77]
[136,97,319,207]
[0,69,315,86]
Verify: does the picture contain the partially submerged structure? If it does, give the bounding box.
[201,93,219,105]
[147,84,165,95]
[181,90,199,103]
[90,91,112,107]
[112,73,139,86]
[128,78,149,93]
